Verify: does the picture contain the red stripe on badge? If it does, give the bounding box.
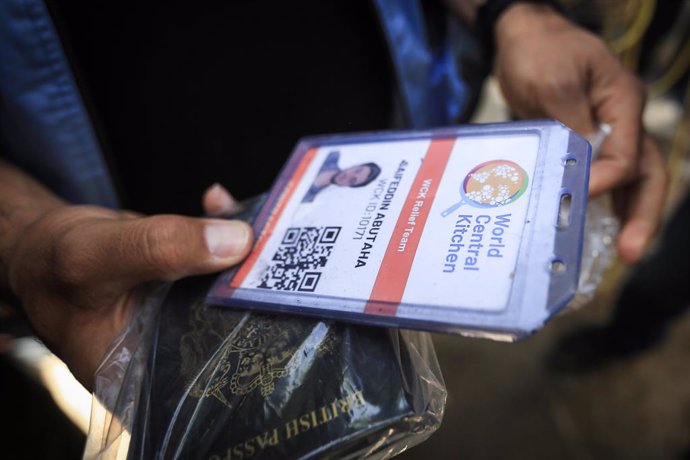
[230,147,319,288]
[364,138,455,316]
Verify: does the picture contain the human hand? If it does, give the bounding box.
[492,3,668,264]
[6,186,251,390]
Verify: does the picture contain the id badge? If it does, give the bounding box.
[208,121,591,339]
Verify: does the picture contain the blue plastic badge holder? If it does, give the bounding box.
[208,121,591,340]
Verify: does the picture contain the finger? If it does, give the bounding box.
[615,135,668,264]
[120,209,143,219]
[99,215,253,283]
[538,77,598,138]
[203,183,242,217]
[588,69,645,196]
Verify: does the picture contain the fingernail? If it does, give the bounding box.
[205,221,250,258]
[621,222,650,263]
[210,183,234,205]
[206,183,238,215]
[629,230,647,252]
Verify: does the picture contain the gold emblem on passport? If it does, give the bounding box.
[180,303,336,407]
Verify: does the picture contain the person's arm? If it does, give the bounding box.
[0,158,252,390]
[445,0,668,264]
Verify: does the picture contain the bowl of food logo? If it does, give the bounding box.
[441,160,529,217]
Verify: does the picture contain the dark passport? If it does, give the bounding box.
[125,276,444,460]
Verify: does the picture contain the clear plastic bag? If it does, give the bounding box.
[84,198,446,460]
[568,124,620,310]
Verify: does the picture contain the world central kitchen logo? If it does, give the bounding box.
[441,160,529,217]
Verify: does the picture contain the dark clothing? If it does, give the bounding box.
[47,1,395,215]
[1,0,474,212]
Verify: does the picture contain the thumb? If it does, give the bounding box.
[106,215,253,283]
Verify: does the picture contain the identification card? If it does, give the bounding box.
[208,121,591,339]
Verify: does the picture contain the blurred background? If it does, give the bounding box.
[401,1,690,458]
[1,0,689,458]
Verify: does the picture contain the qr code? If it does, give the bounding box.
[258,226,341,292]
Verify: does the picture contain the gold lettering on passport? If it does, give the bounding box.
[208,389,366,460]
[283,390,365,440]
